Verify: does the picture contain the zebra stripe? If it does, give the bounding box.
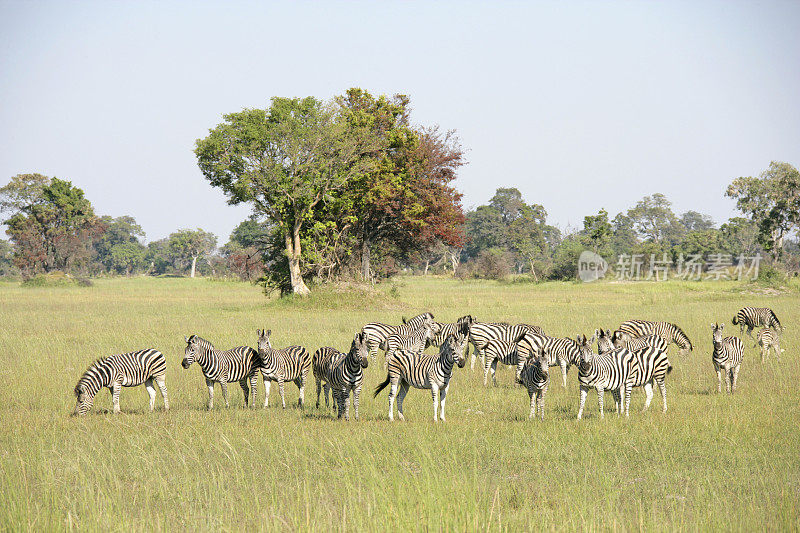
[383,322,442,365]
[755,328,782,362]
[430,315,475,347]
[482,330,530,386]
[624,340,672,414]
[712,323,744,394]
[73,348,168,416]
[256,329,311,409]
[468,322,544,370]
[374,332,468,422]
[312,332,369,420]
[618,320,693,353]
[517,333,583,388]
[517,353,549,420]
[181,335,260,409]
[733,307,782,337]
[576,334,635,419]
[361,312,434,360]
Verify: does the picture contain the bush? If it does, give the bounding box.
[21,271,93,287]
[474,248,512,280]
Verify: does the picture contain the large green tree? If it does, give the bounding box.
[195,96,377,294]
[167,229,217,278]
[726,161,800,259]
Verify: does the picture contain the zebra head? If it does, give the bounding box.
[442,334,467,368]
[351,332,369,368]
[72,384,93,416]
[182,335,201,369]
[256,329,272,354]
[611,330,632,349]
[576,334,595,370]
[595,329,613,354]
[711,323,724,344]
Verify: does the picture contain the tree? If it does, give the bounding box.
[109,242,147,276]
[222,217,271,281]
[627,193,680,245]
[95,215,146,273]
[167,229,217,278]
[726,161,800,259]
[0,173,51,218]
[195,96,378,295]
[582,208,612,253]
[610,213,638,256]
[720,217,760,257]
[680,211,715,232]
[508,203,551,279]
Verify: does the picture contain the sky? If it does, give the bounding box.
[1,1,798,243]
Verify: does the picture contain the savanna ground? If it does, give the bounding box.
[0,275,798,531]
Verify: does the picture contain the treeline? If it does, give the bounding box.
[1,88,798,289]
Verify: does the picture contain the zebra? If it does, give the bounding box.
[256,329,311,409]
[482,331,528,386]
[73,348,168,416]
[732,307,782,338]
[383,321,442,366]
[468,322,545,370]
[312,332,369,420]
[617,320,693,354]
[576,334,635,419]
[374,331,468,422]
[181,335,260,409]
[517,352,549,420]
[429,315,475,348]
[712,323,744,394]
[755,328,783,362]
[518,333,583,388]
[361,312,434,362]
[611,331,670,353]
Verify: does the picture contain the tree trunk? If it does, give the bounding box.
[190,256,197,278]
[424,259,430,276]
[449,251,460,276]
[361,237,371,282]
[286,227,310,295]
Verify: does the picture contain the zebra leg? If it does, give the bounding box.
[491,359,499,386]
[145,378,156,411]
[439,383,449,422]
[483,359,491,386]
[112,381,121,414]
[528,387,536,419]
[324,384,331,409]
[220,381,230,408]
[431,384,440,422]
[315,378,322,409]
[239,379,250,408]
[611,389,620,414]
[731,366,740,394]
[396,381,409,421]
[539,386,547,421]
[343,387,351,421]
[714,363,722,393]
[561,362,568,388]
[775,340,782,362]
[577,386,588,420]
[353,384,362,421]
[278,378,286,409]
[597,387,604,419]
[469,342,478,370]
[642,382,654,412]
[263,380,271,408]
[155,376,169,411]
[388,380,398,422]
[624,384,632,417]
[296,376,305,408]
[248,373,258,408]
[656,378,667,413]
[206,378,215,410]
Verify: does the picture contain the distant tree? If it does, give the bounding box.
[0,239,16,276]
[195,96,378,295]
[508,203,551,279]
[167,229,217,278]
[627,193,680,245]
[680,211,715,232]
[146,239,172,275]
[720,217,760,257]
[464,205,507,257]
[109,242,147,276]
[95,215,146,273]
[221,217,271,281]
[582,208,613,254]
[0,173,51,218]
[489,187,526,225]
[726,161,800,259]
[610,213,638,255]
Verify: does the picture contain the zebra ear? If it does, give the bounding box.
[184,336,189,343]
[266,329,271,337]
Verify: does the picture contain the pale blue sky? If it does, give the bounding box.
[1,1,798,243]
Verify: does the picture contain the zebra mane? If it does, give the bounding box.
[187,335,213,350]
[74,356,112,396]
[669,323,692,349]
[770,310,782,329]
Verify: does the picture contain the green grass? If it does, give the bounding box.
[0,276,798,531]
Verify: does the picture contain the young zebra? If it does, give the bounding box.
[482,331,528,386]
[312,332,369,420]
[361,312,434,362]
[755,328,782,362]
[576,334,635,420]
[181,335,260,409]
[73,348,168,416]
[518,333,583,388]
[383,321,442,366]
[712,323,744,394]
[468,322,545,370]
[517,352,549,421]
[374,332,468,422]
[617,320,693,354]
[429,315,475,348]
[256,329,311,409]
[733,307,782,338]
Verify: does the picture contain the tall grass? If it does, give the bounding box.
[0,276,798,530]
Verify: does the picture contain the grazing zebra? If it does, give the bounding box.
[755,328,782,362]
[518,333,583,388]
[429,315,475,347]
[617,320,693,354]
[712,323,744,394]
[312,332,369,420]
[383,321,442,366]
[256,329,311,409]
[517,353,549,420]
[576,334,635,419]
[73,348,168,416]
[374,332,468,422]
[624,338,671,414]
[468,322,545,370]
[733,307,782,337]
[181,335,260,409]
[482,331,527,386]
[611,331,669,352]
[361,312,434,361]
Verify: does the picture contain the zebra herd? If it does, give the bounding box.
[72,306,785,420]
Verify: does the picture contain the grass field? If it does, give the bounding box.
[0,275,798,531]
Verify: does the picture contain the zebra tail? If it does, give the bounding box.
[373,375,391,398]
